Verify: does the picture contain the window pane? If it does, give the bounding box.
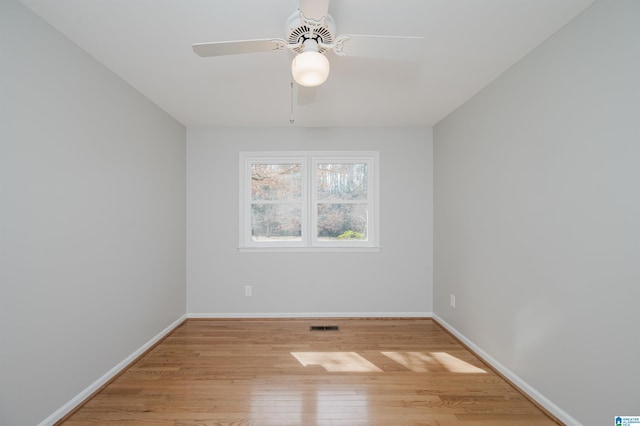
[317,204,368,240]
[252,164,302,201]
[316,163,368,201]
[251,204,302,241]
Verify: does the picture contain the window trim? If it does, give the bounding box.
[239,151,380,252]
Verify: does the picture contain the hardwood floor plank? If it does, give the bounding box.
[58,319,560,425]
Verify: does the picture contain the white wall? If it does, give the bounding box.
[0,2,186,425]
[433,0,639,424]
[187,127,432,316]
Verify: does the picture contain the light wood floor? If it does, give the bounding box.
[60,318,559,425]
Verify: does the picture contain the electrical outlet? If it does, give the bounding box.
[245,285,252,296]
[450,293,456,308]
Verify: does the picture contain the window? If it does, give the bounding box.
[239,152,379,251]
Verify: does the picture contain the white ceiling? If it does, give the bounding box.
[20,0,595,128]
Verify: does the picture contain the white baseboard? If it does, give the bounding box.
[188,311,432,319]
[38,314,187,426]
[432,313,581,426]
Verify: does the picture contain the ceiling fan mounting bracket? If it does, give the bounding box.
[327,34,350,56]
[272,39,301,52]
[300,11,327,30]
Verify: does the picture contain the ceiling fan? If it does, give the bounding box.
[192,0,423,89]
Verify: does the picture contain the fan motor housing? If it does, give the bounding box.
[286,11,335,54]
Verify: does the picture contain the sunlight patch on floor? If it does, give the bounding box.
[381,351,434,372]
[382,351,486,374]
[430,352,486,373]
[291,352,383,372]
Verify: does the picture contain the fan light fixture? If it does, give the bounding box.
[291,40,330,87]
[192,0,425,95]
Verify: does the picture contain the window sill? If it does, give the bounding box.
[238,247,381,253]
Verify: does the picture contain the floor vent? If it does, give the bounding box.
[310,325,339,331]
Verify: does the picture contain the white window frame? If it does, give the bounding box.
[239,151,380,252]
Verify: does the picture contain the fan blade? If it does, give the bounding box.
[299,0,330,21]
[336,35,424,60]
[297,85,316,106]
[192,39,284,57]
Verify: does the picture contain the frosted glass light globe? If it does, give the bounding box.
[291,51,330,87]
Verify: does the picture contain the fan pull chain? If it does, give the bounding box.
[289,80,295,124]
